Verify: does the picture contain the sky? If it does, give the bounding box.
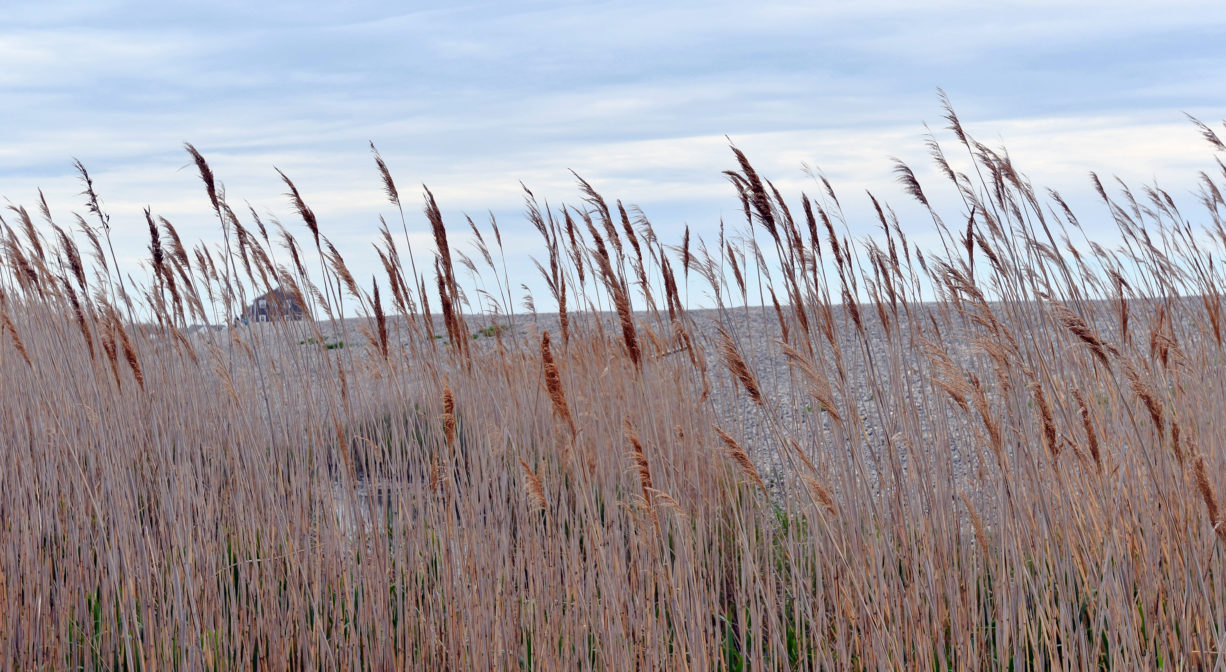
[2,1,1226,314]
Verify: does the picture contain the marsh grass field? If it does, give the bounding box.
[3,104,1226,669]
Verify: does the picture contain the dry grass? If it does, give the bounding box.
[2,104,1226,670]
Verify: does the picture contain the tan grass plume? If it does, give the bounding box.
[1072,389,1103,472]
[1050,303,1117,367]
[540,332,577,438]
[1191,453,1225,545]
[0,292,31,367]
[624,420,659,531]
[442,384,456,447]
[719,326,762,406]
[714,425,767,494]
[518,458,550,524]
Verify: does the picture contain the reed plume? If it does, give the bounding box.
[624,420,658,531]
[518,458,550,524]
[276,168,319,247]
[1123,361,1165,433]
[1028,377,1058,459]
[442,383,456,447]
[1073,389,1102,472]
[714,425,767,494]
[1191,453,1225,544]
[1050,302,1116,367]
[777,339,840,423]
[718,326,762,405]
[184,143,219,212]
[372,276,389,360]
[540,332,577,438]
[0,293,31,366]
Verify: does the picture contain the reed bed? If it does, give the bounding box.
[2,103,1226,669]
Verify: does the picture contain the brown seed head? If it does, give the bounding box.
[1051,303,1116,367]
[518,458,549,523]
[442,384,456,446]
[276,168,319,248]
[372,276,388,360]
[1029,379,1058,460]
[624,420,659,531]
[714,425,767,494]
[0,295,31,367]
[1072,389,1102,472]
[719,327,762,406]
[777,339,840,424]
[540,332,576,437]
[1123,362,1164,433]
[184,143,219,212]
[1192,453,1225,544]
[370,142,400,206]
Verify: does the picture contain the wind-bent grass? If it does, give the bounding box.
[2,102,1225,669]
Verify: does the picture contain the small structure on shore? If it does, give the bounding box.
[240,287,305,323]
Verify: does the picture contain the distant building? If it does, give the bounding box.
[241,287,305,323]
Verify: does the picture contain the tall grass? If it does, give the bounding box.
[2,103,1225,669]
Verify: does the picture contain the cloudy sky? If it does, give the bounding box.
[2,1,1225,311]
